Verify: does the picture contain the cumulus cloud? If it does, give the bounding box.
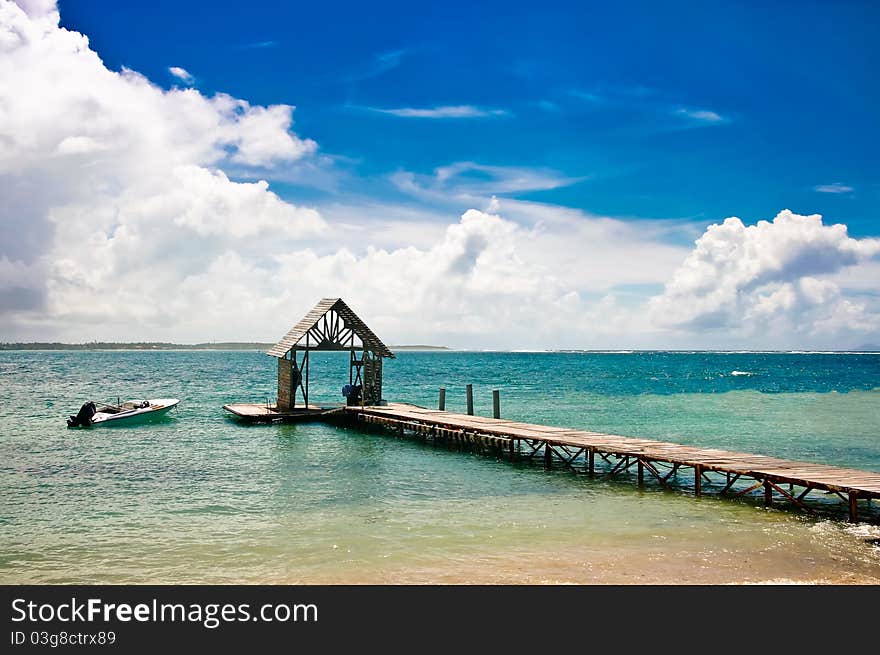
[0,0,322,334]
[648,210,880,340]
[1,1,878,351]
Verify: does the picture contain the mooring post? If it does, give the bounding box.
[438,387,446,411]
[849,491,859,523]
[466,384,474,415]
[694,465,702,496]
[492,389,500,419]
[764,481,773,508]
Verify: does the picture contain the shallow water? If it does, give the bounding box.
[1,350,879,584]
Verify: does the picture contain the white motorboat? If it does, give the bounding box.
[67,398,180,427]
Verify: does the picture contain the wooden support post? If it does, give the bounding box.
[849,491,858,523]
[588,448,595,476]
[492,389,500,419]
[637,460,644,487]
[764,481,773,507]
[438,387,446,411]
[694,465,702,496]
[466,384,474,415]
[543,443,552,469]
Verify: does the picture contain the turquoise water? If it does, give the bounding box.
[2,350,879,584]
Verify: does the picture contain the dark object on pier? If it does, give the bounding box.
[342,384,362,406]
[67,401,97,428]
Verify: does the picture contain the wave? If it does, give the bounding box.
[730,370,754,376]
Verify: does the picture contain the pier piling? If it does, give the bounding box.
[492,389,500,419]
[466,384,474,415]
[438,387,446,411]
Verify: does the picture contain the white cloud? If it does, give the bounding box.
[168,66,194,85]
[241,40,278,49]
[648,210,880,340]
[367,105,510,118]
[392,161,585,201]
[674,107,724,123]
[0,0,322,332]
[814,183,854,194]
[1,2,877,351]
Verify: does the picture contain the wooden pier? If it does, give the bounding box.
[346,402,880,523]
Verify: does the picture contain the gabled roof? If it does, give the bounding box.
[266,298,395,358]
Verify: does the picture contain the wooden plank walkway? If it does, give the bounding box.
[347,403,880,523]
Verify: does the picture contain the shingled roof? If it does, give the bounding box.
[266,298,395,358]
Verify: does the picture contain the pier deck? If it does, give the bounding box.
[347,403,880,522]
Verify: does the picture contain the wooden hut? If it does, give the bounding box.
[224,298,394,421]
[267,298,394,409]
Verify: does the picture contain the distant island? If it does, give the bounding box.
[0,342,451,351]
[392,345,450,351]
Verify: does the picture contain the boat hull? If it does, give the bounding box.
[87,398,180,427]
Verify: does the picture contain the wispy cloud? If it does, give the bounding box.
[568,85,657,105]
[348,49,410,82]
[168,66,194,85]
[568,90,605,103]
[536,100,560,112]
[674,107,725,123]
[366,105,510,119]
[392,161,585,201]
[241,40,279,49]
[814,183,854,194]
[566,87,729,128]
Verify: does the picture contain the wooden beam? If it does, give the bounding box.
[720,473,741,494]
[439,387,446,411]
[849,491,859,523]
[466,384,474,415]
[641,459,669,489]
[493,389,500,419]
[694,465,702,496]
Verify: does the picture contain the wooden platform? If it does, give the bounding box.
[347,403,880,523]
[223,403,341,423]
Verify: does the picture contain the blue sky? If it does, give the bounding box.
[59,0,879,235]
[1,0,878,348]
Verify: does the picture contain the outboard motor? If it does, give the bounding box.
[67,401,97,428]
